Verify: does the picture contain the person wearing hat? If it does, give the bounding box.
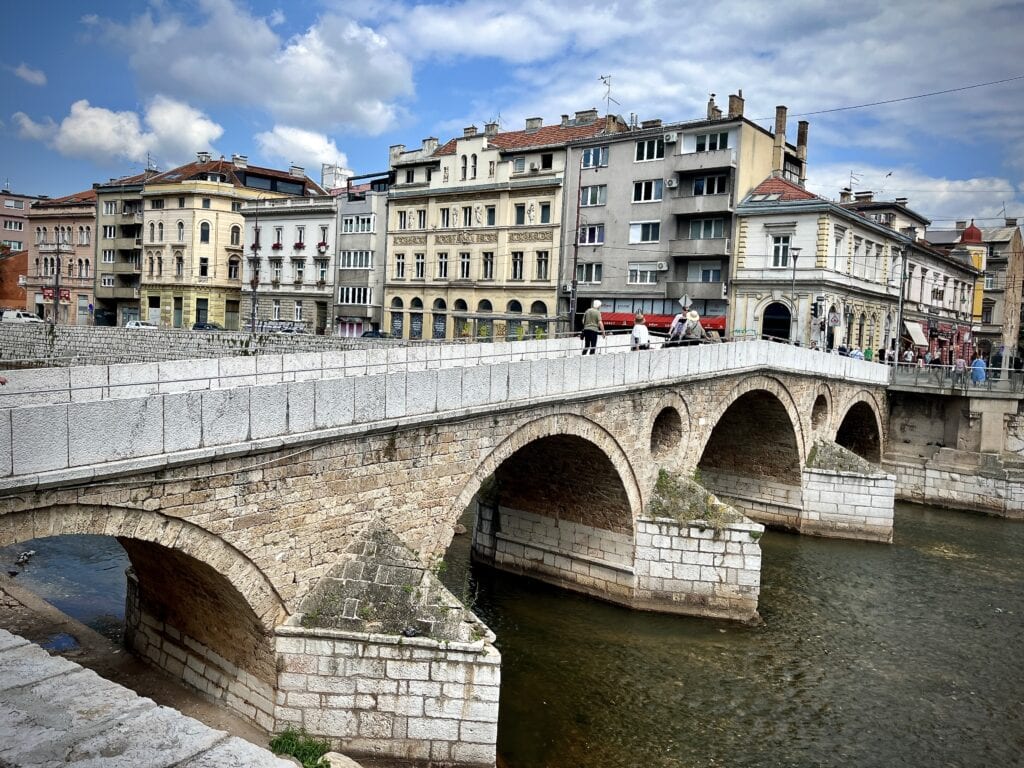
[581,299,606,355]
[630,312,650,351]
[680,308,706,346]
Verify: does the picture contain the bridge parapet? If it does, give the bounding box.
[0,341,888,490]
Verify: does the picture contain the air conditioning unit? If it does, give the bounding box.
[665,178,679,189]
[656,261,669,272]
[561,283,572,294]
[721,281,729,299]
[529,162,539,172]
[664,132,678,143]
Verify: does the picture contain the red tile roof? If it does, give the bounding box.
[747,176,819,201]
[35,189,97,207]
[147,159,325,195]
[434,118,622,157]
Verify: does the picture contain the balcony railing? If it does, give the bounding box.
[671,148,737,173]
[668,237,731,257]
[665,280,726,301]
[669,193,733,217]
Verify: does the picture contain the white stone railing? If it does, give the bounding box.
[0,340,887,486]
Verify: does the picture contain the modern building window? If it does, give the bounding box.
[984,274,994,289]
[341,215,374,233]
[199,257,209,277]
[200,222,210,243]
[102,249,115,263]
[772,235,791,268]
[696,261,722,282]
[339,286,372,305]
[414,252,425,278]
[633,179,664,202]
[579,224,605,245]
[482,251,494,280]
[577,263,603,283]
[689,218,725,239]
[693,175,727,195]
[581,147,609,168]
[696,132,729,151]
[541,153,553,170]
[340,250,373,268]
[536,250,549,280]
[629,222,661,243]
[101,275,115,287]
[628,262,659,284]
[459,251,471,279]
[103,201,118,215]
[515,204,526,226]
[512,157,526,173]
[581,185,607,206]
[437,251,449,279]
[511,251,524,280]
[395,252,405,278]
[635,138,664,161]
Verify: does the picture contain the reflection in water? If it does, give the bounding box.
[4,507,1022,767]
[441,503,1024,768]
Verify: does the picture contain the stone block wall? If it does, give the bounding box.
[885,452,1024,518]
[274,625,500,767]
[125,572,276,731]
[800,467,895,542]
[699,469,803,530]
[633,517,763,621]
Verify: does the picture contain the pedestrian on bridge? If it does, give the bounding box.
[581,300,605,355]
[630,313,650,351]
[971,355,987,386]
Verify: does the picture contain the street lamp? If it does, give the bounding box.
[568,152,586,335]
[789,245,802,343]
[248,195,266,333]
[51,223,67,325]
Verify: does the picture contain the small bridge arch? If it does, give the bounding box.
[834,392,886,463]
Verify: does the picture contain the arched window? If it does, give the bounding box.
[230,225,241,246]
[148,256,155,276]
[477,299,492,312]
[149,222,155,242]
[471,154,477,179]
[177,221,185,241]
[78,226,85,245]
[530,301,547,315]
[175,254,184,277]
[200,222,210,243]
[67,260,73,277]
[391,297,404,309]
[158,222,164,242]
[454,298,468,312]
[155,257,161,277]
[84,225,91,245]
[507,300,522,313]
[432,298,447,311]
[411,297,423,309]
[36,227,43,244]
[77,259,84,278]
[460,155,467,181]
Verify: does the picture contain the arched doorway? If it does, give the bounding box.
[389,297,404,338]
[432,298,447,339]
[409,297,424,340]
[761,302,791,342]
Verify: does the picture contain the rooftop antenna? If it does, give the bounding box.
[599,75,620,115]
[849,170,862,189]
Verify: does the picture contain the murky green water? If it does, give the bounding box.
[5,506,1022,767]
[443,503,1024,767]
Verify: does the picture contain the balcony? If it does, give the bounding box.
[665,280,726,301]
[669,237,731,257]
[120,212,143,223]
[671,148,737,173]
[669,193,733,217]
[109,261,142,275]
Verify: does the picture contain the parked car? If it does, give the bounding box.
[1,309,45,323]
[125,320,158,329]
[192,321,224,331]
[360,330,390,338]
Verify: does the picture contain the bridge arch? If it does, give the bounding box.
[647,391,692,468]
[834,391,885,463]
[0,504,287,686]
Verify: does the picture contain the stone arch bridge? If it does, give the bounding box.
[0,338,891,766]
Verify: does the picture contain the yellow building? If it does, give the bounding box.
[138,153,323,329]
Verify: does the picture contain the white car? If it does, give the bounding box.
[125,320,158,329]
[1,309,45,323]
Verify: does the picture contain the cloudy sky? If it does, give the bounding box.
[3,0,1023,228]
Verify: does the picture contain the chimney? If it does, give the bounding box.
[197,151,212,163]
[574,109,599,124]
[524,118,542,132]
[561,114,570,127]
[389,144,406,166]
[840,188,853,203]
[706,94,722,120]
[289,164,305,178]
[895,197,908,206]
[640,119,662,129]
[421,137,438,155]
[482,123,497,138]
[854,191,873,203]
[231,154,248,169]
[771,106,787,173]
[727,90,745,118]
[1006,217,1018,227]
[956,220,967,230]
[463,125,478,138]
[796,120,809,185]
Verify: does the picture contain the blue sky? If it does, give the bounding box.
[3,0,1024,228]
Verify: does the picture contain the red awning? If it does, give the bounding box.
[601,312,726,331]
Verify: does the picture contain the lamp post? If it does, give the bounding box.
[568,151,587,335]
[248,195,265,333]
[789,245,802,344]
[51,223,66,325]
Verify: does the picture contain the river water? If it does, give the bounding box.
[3,503,1022,767]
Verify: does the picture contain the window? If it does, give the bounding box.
[772,235,791,268]
[581,185,607,206]
[3,220,22,231]
[200,222,210,243]
[696,132,729,151]
[177,197,185,208]
[340,250,373,269]
[515,204,526,226]
[175,256,184,277]
[541,153,553,170]
[231,202,242,212]
[689,218,725,239]
[628,262,659,284]
[151,198,164,210]
[230,226,240,246]
[513,157,526,173]
[295,226,305,245]
[148,256,155,276]
[459,251,471,279]
[984,274,994,289]
[228,259,240,279]
[274,227,283,245]
[486,206,496,226]
[982,304,993,324]
[482,251,494,280]
[103,225,116,239]
[629,222,661,243]
[633,179,664,202]
[199,257,209,277]
[417,209,426,229]
[395,252,405,278]
[295,262,305,283]
[693,175,727,195]
[294,301,303,321]
[273,299,281,321]
[577,263,603,283]
[536,250,549,280]
[316,260,328,282]
[103,201,118,215]
[149,222,156,242]
[405,169,415,183]
[397,211,408,230]
[320,225,329,244]
[177,222,185,241]
[462,206,472,227]
[461,155,468,180]
[339,286,372,304]
[4,200,23,209]
[471,154,478,179]
[101,275,115,287]
[582,146,608,168]
[579,224,605,245]
[540,202,551,224]
[437,252,448,279]
[488,161,496,178]
[102,249,115,263]
[511,251,524,280]
[414,252,425,278]
[698,261,722,282]
[202,198,211,209]
[635,138,664,161]
[271,259,282,281]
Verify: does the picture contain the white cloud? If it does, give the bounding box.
[13,97,223,169]
[13,63,46,86]
[255,125,348,170]
[94,0,412,133]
